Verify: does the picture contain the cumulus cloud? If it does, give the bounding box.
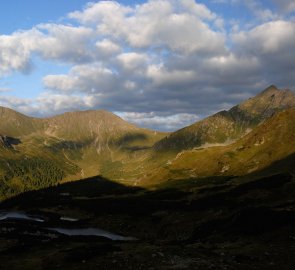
[147,65,197,87]
[0,24,94,77]
[69,0,225,54]
[233,20,295,71]
[95,39,121,58]
[0,32,34,75]
[117,53,149,72]
[43,63,117,94]
[233,20,295,54]
[232,20,295,85]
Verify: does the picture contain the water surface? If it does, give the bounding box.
[48,227,137,241]
[0,211,44,222]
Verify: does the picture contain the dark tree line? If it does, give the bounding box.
[0,157,65,199]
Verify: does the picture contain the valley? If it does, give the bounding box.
[0,85,295,269]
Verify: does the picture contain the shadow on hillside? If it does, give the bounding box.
[115,132,148,146]
[6,136,21,146]
[1,155,295,269]
[0,136,21,148]
[1,153,295,225]
[0,175,145,209]
[45,139,93,153]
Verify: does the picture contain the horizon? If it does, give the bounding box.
[0,84,293,132]
[0,0,295,131]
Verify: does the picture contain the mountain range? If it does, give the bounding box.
[154,85,295,152]
[0,85,294,199]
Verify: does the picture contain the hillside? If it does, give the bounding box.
[154,85,295,152]
[0,85,294,270]
[0,85,294,199]
[141,107,295,185]
[0,109,167,199]
[0,107,43,137]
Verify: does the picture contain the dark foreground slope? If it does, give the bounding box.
[1,169,295,270]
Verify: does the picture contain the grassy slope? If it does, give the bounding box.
[154,86,295,152]
[0,86,294,198]
[140,108,295,186]
[0,108,167,199]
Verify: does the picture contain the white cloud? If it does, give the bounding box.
[231,20,295,86]
[147,65,197,87]
[181,0,217,20]
[43,63,116,94]
[0,31,34,75]
[68,1,132,25]
[95,39,121,57]
[117,111,199,131]
[0,93,95,117]
[70,0,225,54]
[117,52,148,71]
[35,24,94,63]
[0,24,94,77]
[233,20,295,55]
[0,95,36,115]
[36,93,92,115]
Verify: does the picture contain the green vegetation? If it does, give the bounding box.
[0,85,294,199]
[0,157,67,199]
[141,108,295,185]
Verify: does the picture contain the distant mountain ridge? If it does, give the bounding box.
[154,85,295,152]
[0,108,167,199]
[0,85,294,199]
[0,108,166,151]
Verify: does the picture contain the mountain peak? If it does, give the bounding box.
[260,85,279,94]
[258,85,295,98]
[154,85,295,152]
[238,85,295,116]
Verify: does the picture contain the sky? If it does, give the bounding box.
[0,0,295,131]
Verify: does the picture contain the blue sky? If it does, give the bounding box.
[0,0,295,131]
[0,0,147,34]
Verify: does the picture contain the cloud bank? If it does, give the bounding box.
[0,0,294,131]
